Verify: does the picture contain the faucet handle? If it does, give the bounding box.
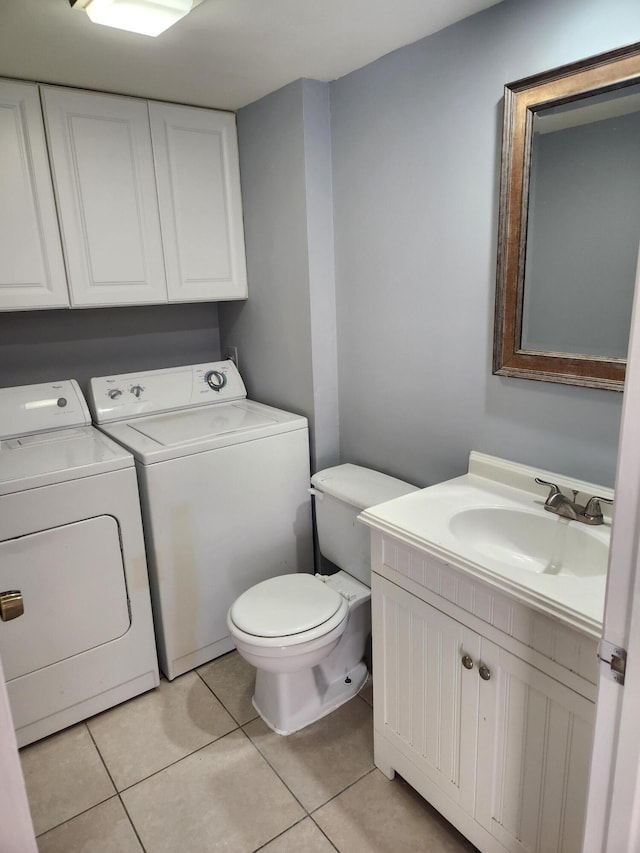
[584,495,613,523]
[535,478,561,503]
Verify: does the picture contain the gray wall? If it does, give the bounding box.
[219,79,340,472]
[329,0,640,488]
[523,111,640,357]
[0,304,221,396]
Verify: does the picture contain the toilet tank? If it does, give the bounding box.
[310,464,418,585]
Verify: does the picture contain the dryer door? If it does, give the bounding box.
[0,515,130,681]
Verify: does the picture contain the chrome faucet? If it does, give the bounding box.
[535,478,613,525]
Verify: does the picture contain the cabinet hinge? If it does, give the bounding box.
[597,639,627,686]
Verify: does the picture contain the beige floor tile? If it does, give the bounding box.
[259,818,337,852]
[313,770,477,852]
[197,650,258,725]
[87,671,236,790]
[244,696,374,812]
[36,796,142,853]
[20,724,115,836]
[121,729,305,852]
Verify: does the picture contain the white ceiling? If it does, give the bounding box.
[0,0,502,111]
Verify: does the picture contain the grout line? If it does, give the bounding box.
[113,727,243,795]
[85,722,148,850]
[239,721,377,834]
[86,721,118,791]
[358,692,373,708]
[34,792,120,840]
[309,766,378,816]
[307,816,341,852]
[194,661,260,728]
[117,792,148,852]
[249,815,310,852]
[238,725,310,814]
[304,769,380,853]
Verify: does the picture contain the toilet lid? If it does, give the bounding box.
[229,574,343,638]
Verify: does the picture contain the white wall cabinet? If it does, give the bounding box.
[0,79,69,311]
[371,535,596,853]
[0,80,248,311]
[149,101,247,302]
[41,87,168,308]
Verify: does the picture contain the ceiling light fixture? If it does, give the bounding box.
[70,0,201,38]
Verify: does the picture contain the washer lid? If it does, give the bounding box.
[97,399,308,465]
[229,574,343,637]
[129,404,276,447]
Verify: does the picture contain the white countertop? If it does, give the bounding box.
[359,452,612,637]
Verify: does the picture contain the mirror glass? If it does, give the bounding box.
[494,44,640,390]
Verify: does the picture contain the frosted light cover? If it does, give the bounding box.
[84,0,193,36]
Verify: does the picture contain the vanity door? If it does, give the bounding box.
[372,575,481,813]
[475,640,595,853]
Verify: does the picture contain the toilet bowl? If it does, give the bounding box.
[227,463,418,735]
[228,573,350,673]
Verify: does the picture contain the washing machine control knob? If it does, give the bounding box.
[108,388,123,400]
[205,370,227,391]
[130,385,144,398]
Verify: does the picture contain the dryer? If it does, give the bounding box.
[89,361,313,680]
[0,380,159,747]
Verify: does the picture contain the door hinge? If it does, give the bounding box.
[598,639,627,686]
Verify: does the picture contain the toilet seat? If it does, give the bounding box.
[228,574,349,649]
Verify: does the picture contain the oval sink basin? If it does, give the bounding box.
[448,507,608,577]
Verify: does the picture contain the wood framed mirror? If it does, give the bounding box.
[493,43,640,391]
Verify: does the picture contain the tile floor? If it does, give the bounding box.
[20,652,477,852]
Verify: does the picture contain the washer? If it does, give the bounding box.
[0,380,159,747]
[88,360,313,680]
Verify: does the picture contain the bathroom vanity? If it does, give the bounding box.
[360,453,612,853]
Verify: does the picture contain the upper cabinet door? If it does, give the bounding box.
[41,87,167,307]
[0,80,69,310]
[149,102,248,302]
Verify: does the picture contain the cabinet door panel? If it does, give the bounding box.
[477,640,594,853]
[149,102,248,302]
[41,87,167,307]
[0,79,68,310]
[373,575,480,810]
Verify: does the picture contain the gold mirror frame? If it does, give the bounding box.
[493,43,640,391]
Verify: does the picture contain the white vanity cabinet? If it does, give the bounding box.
[371,533,597,853]
[0,79,69,310]
[41,86,168,308]
[149,102,248,302]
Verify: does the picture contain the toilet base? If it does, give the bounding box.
[253,659,369,736]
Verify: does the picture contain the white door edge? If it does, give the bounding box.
[0,651,37,852]
[583,242,640,852]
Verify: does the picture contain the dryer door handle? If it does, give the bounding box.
[0,590,24,622]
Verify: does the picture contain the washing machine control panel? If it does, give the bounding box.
[88,361,247,424]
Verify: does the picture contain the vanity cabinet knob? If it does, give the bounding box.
[479,665,491,681]
[461,654,474,670]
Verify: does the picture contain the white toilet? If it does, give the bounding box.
[227,463,418,735]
